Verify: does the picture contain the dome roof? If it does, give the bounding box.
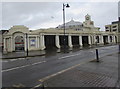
[57,19,83,28]
[65,19,82,26]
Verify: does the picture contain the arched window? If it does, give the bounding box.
[15,36,24,51]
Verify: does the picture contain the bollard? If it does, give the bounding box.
[41,82,44,89]
[118,45,120,54]
[96,49,99,62]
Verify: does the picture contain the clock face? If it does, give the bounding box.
[86,17,89,20]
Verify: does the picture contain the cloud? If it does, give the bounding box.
[66,2,118,30]
[1,0,120,2]
[1,2,118,31]
[2,2,63,29]
[118,1,120,17]
[0,2,2,29]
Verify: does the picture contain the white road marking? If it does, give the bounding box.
[41,56,45,58]
[2,61,46,72]
[31,61,46,66]
[2,60,8,63]
[31,84,42,89]
[10,58,26,61]
[2,65,29,72]
[90,51,94,53]
[18,58,26,60]
[58,53,81,60]
[13,83,25,87]
[3,58,26,63]
[10,59,18,61]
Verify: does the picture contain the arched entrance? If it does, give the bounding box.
[110,36,112,42]
[96,36,99,43]
[82,36,89,46]
[15,36,24,51]
[59,36,68,48]
[103,35,108,44]
[44,35,56,49]
[72,36,79,47]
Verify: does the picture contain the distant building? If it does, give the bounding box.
[105,21,119,32]
[105,25,111,32]
[0,30,8,51]
[56,14,100,32]
[118,17,120,43]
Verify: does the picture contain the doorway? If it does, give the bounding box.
[44,35,56,49]
[82,36,89,46]
[103,36,108,44]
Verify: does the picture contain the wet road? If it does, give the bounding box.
[2,45,119,87]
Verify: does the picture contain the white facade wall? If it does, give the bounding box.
[3,31,118,53]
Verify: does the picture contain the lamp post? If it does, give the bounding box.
[118,17,120,53]
[63,3,70,53]
[25,33,28,57]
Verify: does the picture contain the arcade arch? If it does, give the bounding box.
[13,32,25,51]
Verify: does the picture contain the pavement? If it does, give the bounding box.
[1,44,116,59]
[38,52,119,88]
[1,50,46,59]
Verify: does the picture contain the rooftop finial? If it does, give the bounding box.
[86,14,89,16]
[71,17,74,21]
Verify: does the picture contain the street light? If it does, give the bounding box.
[63,3,70,52]
[25,33,28,57]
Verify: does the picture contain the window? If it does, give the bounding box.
[112,26,117,28]
[90,22,93,25]
[113,29,117,31]
[105,27,109,29]
[30,40,35,46]
[30,37,36,47]
[106,30,109,32]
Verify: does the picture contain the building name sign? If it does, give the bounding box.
[30,39,35,46]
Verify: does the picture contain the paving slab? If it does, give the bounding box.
[43,53,119,88]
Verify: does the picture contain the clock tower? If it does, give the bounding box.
[85,14,91,21]
[83,14,94,27]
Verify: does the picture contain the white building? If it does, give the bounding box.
[2,14,119,53]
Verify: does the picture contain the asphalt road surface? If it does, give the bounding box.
[2,45,119,87]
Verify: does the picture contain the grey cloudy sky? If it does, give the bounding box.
[1,1,119,31]
[118,1,120,17]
